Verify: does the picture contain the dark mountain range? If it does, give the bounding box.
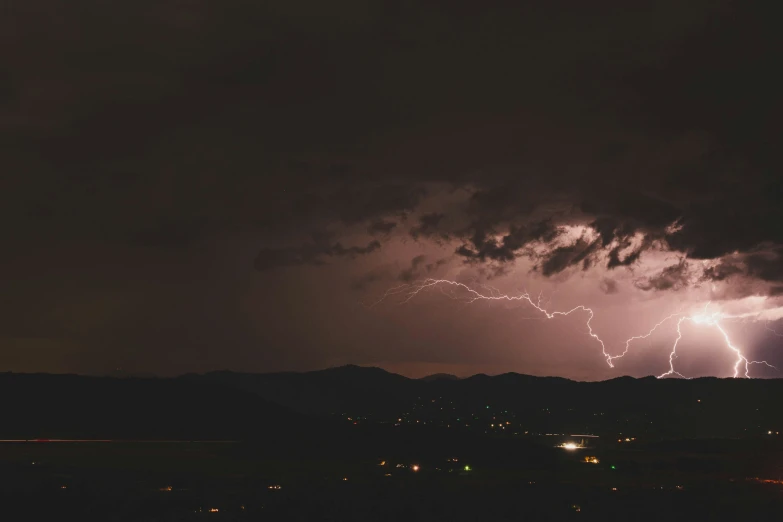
[4,367,783,443]
[187,365,417,418]
[190,366,783,440]
[0,370,558,466]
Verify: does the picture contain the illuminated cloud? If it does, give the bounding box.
[634,259,692,292]
[3,1,781,377]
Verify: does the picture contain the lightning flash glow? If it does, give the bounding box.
[374,279,777,378]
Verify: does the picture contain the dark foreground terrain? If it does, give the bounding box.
[2,440,783,521]
[2,368,783,520]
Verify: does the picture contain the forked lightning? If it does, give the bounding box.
[374,279,777,378]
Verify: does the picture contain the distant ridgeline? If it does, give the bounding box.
[190,367,783,440]
[3,367,783,442]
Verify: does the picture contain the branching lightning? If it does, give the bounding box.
[657,305,777,378]
[765,321,783,338]
[373,279,777,379]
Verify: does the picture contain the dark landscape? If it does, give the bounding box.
[3,367,783,520]
[5,0,783,519]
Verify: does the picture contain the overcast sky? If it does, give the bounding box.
[3,1,782,379]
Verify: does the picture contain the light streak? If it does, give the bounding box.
[765,321,783,338]
[658,305,777,378]
[374,279,777,379]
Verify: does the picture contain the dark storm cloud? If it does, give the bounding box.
[456,220,558,264]
[606,241,648,270]
[425,258,449,273]
[744,247,783,283]
[331,184,426,225]
[449,182,681,276]
[409,213,446,240]
[131,217,212,249]
[399,255,428,282]
[398,255,448,283]
[634,259,691,292]
[351,266,393,291]
[580,192,681,234]
[462,185,543,248]
[540,238,600,276]
[368,220,397,236]
[623,1,783,266]
[452,215,655,278]
[590,217,625,248]
[352,255,448,289]
[664,177,783,262]
[4,0,783,377]
[701,261,745,283]
[254,240,381,271]
[701,246,783,285]
[5,0,778,266]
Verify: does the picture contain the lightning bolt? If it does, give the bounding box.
[374,279,777,379]
[765,321,783,338]
[658,305,777,378]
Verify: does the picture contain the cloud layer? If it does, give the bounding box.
[3,1,782,377]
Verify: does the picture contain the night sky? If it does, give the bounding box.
[4,1,782,379]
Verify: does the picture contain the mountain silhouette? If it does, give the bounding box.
[192,366,783,439]
[5,367,783,443]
